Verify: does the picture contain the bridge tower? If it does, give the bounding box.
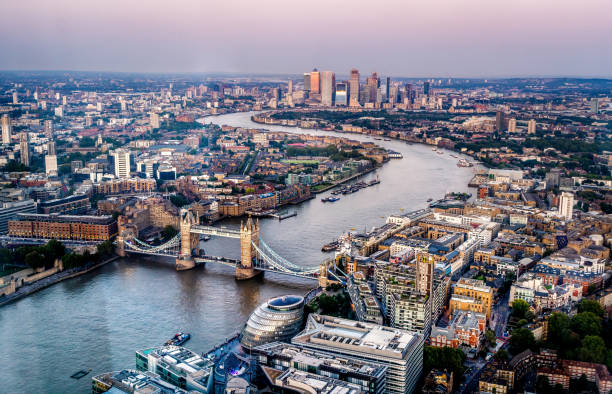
[236,216,262,280]
[176,209,198,271]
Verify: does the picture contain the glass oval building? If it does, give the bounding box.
[240,295,305,350]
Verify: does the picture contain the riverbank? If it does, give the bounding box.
[0,256,119,307]
[312,166,378,194]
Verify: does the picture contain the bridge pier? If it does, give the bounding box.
[176,209,199,271]
[235,265,263,280]
[236,216,261,280]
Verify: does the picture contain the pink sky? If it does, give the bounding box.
[1,0,610,77]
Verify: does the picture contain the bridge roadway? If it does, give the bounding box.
[189,225,240,238]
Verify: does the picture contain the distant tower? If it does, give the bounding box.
[310,69,320,94]
[495,110,505,132]
[320,71,336,106]
[349,69,360,107]
[287,79,293,95]
[527,119,536,134]
[20,133,30,167]
[44,119,53,138]
[48,141,56,156]
[423,81,431,97]
[508,118,517,133]
[1,114,12,145]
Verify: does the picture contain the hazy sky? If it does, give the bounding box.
[1,0,611,77]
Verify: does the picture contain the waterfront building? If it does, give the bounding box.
[320,71,335,106]
[349,68,360,107]
[92,369,190,394]
[136,345,214,392]
[253,341,387,394]
[113,148,131,178]
[1,114,12,144]
[449,278,493,320]
[8,213,118,241]
[292,314,424,394]
[38,194,90,215]
[240,295,305,350]
[0,199,37,234]
[558,192,574,221]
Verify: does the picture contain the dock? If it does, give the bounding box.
[271,211,297,220]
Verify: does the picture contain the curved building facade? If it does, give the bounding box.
[240,295,304,350]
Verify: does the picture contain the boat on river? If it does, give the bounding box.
[165,332,191,346]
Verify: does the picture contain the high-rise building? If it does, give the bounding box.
[47,141,56,156]
[45,154,57,175]
[292,314,424,394]
[416,253,435,296]
[287,79,293,95]
[310,69,320,94]
[1,114,12,144]
[366,72,379,103]
[334,82,348,106]
[54,106,64,117]
[150,113,160,129]
[113,148,131,178]
[19,133,30,166]
[495,110,505,132]
[423,81,431,97]
[559,192,574,221]
[349,68,360,107]
[590,98,599,114]
[44,119,53,138]
[303,73,311,93]
[320,71,335,106]
[527,119,536,134]
[508,118,517,132]
[12,92,18,104]
[545,169,562,190]
[386,77,391,103]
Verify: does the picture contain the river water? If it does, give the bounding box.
[0,111,477,393]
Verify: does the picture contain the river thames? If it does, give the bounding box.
[0,111,477,393]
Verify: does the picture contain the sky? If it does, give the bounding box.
[1,0,611,78]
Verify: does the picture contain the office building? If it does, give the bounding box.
[38,194,90,215]
[12,92,18,104]
[310,69,320,94]
[559,192,574,221]
[349,68,360,106]
[113,148,131,178]
[47,141,56,156]
[253,342,387,394]
[240,295,305,350]
[386,77,391,103]
[292,314,424,394]
[303,73,311,94]
[136,346,214,392]
[0,200,37,234]
[2,114,12,144]
[320,71,335,106]
[20,133,30,166]
[335,82,348,106]
[590,98,599,114]
[287,79,293,95]
[366,73,379,103]
[527,119,536,134]
[423,81,431,97]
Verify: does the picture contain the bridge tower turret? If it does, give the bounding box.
[236,216,262,280]
[176,208,198,271]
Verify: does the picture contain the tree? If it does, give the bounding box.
[511,299,530,319]
[170,194,189,208]
[485,329,496,349]
[423,346,466,387]
[161,225,178,240]
[570,312,602,338]
[96,240,114,257]
[45,239,65,260]
[25,250,45,269]
[577,299,604,318]
[579,335,606,364]
[494,349,509,362]
[509,328,536,355]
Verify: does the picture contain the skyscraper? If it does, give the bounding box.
[1,114,12,144]
[386,77,391,103]
[495,110,505,132]
[12,92,18,104]
[349,69,360,107]
[320,71,335,106]
[334,82,348,106]
[20,133,30,167]
[303,73,311,94]
[310,69,320,94]
[423,81,431,97]
[47,141,56,156]
[44,119,53,138]
[113,148,131,178]
[527,119,536,134]
[559,192,574,221]
[508,118,517,133]
[366,72,379,103]
[287,79,293,95]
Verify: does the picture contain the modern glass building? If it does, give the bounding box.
[240,295,305,350]
[335,82,348,106]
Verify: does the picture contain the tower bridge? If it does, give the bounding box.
[116,208,347,285]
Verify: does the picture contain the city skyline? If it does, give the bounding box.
[1,0,612,78]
